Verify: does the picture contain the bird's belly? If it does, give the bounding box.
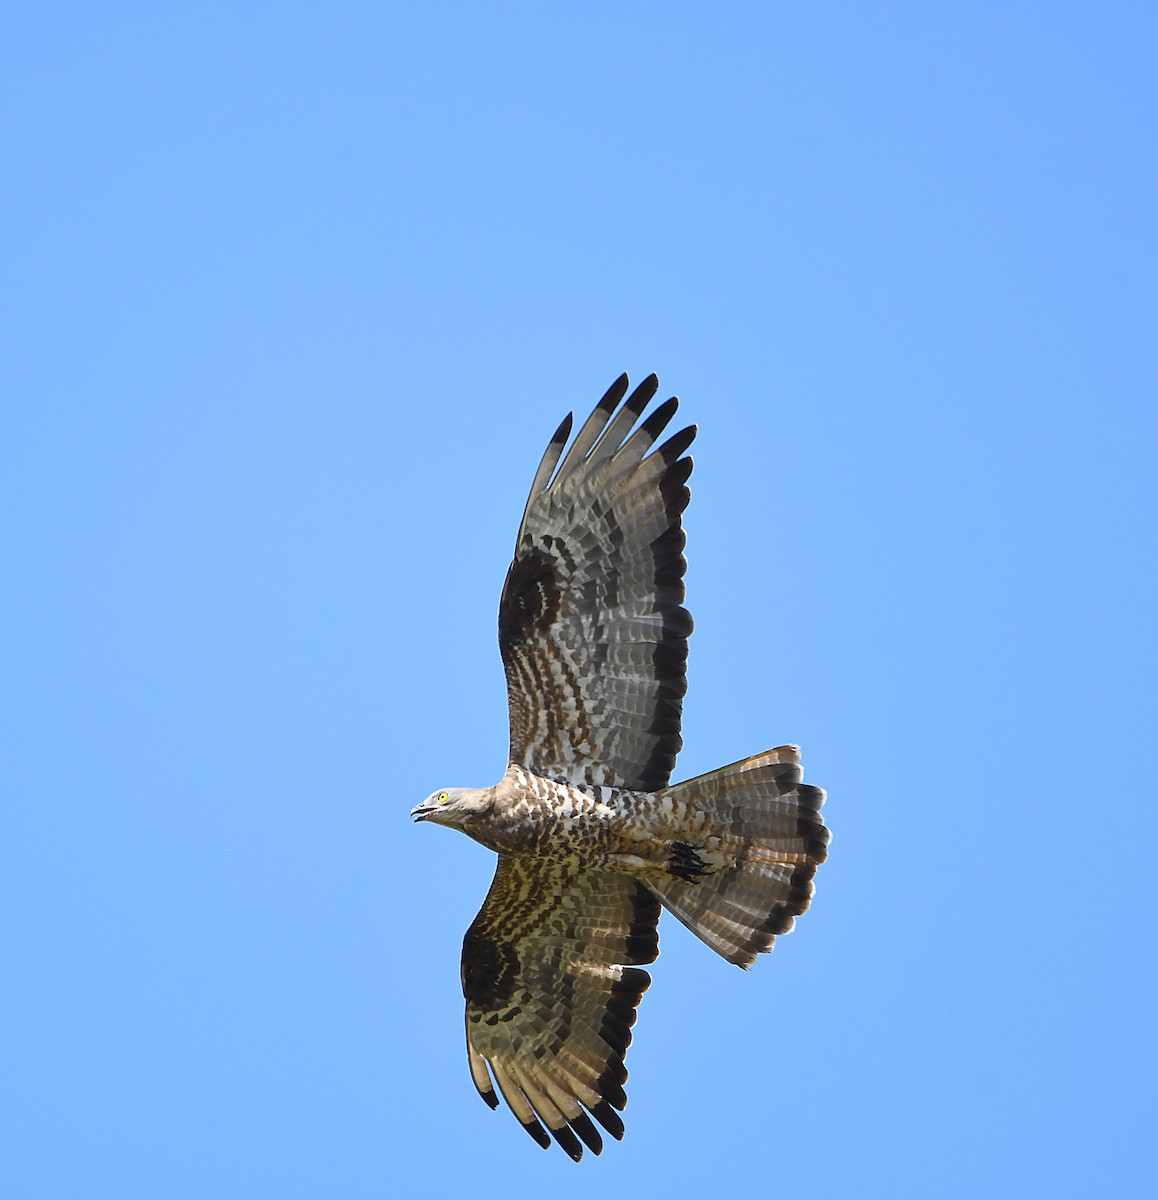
[466,779,647,862]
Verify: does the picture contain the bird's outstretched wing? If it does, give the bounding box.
[461,856,660,1161]
[498,374,695,791]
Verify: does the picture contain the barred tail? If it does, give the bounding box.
[648,746,829,969]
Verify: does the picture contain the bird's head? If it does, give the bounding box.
[410,786,493,829]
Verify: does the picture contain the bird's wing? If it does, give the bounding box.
[499,374,695,791]
[461,855,660,1161]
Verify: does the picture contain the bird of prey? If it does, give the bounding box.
[412,374,828,1161]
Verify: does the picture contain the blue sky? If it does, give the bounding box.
[3,3,1156,1197]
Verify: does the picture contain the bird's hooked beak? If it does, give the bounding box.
[410,803,433,823]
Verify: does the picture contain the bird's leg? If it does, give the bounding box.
[597,839,722,884]
[665,840,711,883]
[596,851,657,876]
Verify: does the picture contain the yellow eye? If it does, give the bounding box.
[437,791,449,803]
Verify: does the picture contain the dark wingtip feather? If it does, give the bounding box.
[663,457,694,492]
[582,376,630,438]
[595,1072,628,1109]
[629,374,660,409]
[520,1116,552,1150]
[590,1100,626,1140]
[585,379,630,440]
[551,1123,586,1161]
[638,396,680,444]
[570,1111,604,1157]
[551,411,574,446]
[659,423,697,463]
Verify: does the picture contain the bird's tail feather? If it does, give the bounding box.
[647,746,829,968]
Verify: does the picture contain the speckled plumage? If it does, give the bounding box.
[412,375,829,1161]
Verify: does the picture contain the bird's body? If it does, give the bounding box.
[436,768,634,861]
[412,375,828,1160]
[446,763,821,882]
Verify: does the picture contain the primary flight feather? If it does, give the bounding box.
[412,374,828,1160]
